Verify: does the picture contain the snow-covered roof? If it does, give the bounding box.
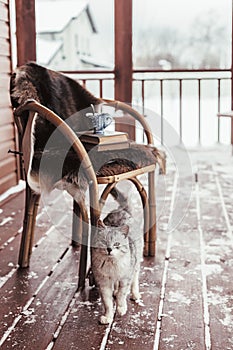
[36,0,96,33]
[80,54,113,69]
[37,38,63,65]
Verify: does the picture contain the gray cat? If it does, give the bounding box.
[91,190,143,324]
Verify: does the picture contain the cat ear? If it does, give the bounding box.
[97,219,105,228]
[121,225,129,237]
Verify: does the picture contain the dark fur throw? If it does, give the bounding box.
[10,62,164,191]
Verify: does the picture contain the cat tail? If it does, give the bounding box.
[110,187,131,214]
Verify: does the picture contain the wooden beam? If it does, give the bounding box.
[114,0,135,140]
[15,0,36,66]
[114,0,132,103]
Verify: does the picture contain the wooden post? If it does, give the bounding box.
[15,0,36,66]
[114,0,135,140]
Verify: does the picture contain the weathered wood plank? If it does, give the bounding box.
[0,140,15,161]
[0,56,11,73]
[0,157,16,178]
[1,247,79,350]
[0,20,9,40]
[0,37,10,55]
[0,188,59,249]
[0,3,8,22]
[0,210,53,278]
[0,108,13,127]
[0,124,14,142]
[158,184,205,350]
[53,258,163,350]
[198,162,233,350]
[159,231,205,349]
[51,285,105,350]
[214,163,233,227]
[0,29,12,202]
[0,190,73,277]
[0,190,24,247]
[0,226,71,340]
[0,173,17,195]
[0,93,11,109]
[106,260,161,350]
[0,0,9,6]
[0,73,10,89]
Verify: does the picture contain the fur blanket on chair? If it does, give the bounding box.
[10,62,101,152]
[10,62,164,195]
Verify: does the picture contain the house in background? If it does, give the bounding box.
[36,0,110,69]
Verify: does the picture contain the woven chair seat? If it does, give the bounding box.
[32,143,164,189]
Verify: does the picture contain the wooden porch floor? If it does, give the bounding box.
[0,145,233,350]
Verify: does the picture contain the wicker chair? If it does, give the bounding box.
[10,63,165,289]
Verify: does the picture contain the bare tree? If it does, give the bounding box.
[134,26,183,68]
[134,9,230,69]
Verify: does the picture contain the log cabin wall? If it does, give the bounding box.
[0,0,18,194]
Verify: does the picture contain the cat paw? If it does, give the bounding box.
[130,292,141,301]
[99,315,113,325]
[117,305,127,316]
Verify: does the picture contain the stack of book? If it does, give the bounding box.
[79,131,130,151]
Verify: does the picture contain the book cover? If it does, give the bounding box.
[83,140,130,152]
[79,131,129,145]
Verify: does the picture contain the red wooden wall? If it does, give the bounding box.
[0,0,18,194]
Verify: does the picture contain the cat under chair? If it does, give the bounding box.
[91,188,143,325]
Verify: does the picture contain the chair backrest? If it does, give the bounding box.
[10,63,166,188]
[10,62,102,148]
[10,62,104,184]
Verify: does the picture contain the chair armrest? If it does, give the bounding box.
[103,99,154,145]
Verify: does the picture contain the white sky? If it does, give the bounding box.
[88,0,232,62]
[133,0,231,30]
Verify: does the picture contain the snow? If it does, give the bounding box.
[27,271,39,280]
[21,309,34,317]
[0,180,25,203]
[205,264,224,276]
[171,273,185,282]
[36,1,88,33]
[80,54,113,69]
[162,334,178,343]
[0,217,13,226]
[168,291,191,305]
[37,39,62,65]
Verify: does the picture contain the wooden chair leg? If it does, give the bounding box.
[99,183,117,211]
[77,203,89,290]
[72,200,82,247]
[19,182,40,267]
[148,171,156,256]
[100,180,150,256]
[129,178,150,257]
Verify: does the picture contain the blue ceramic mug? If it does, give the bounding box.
[86,108,112,134]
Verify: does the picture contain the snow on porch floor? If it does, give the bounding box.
[0,145,232,350]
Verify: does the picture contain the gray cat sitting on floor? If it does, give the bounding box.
[91,189,143,324]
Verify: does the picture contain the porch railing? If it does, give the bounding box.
[62,69,232,147]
